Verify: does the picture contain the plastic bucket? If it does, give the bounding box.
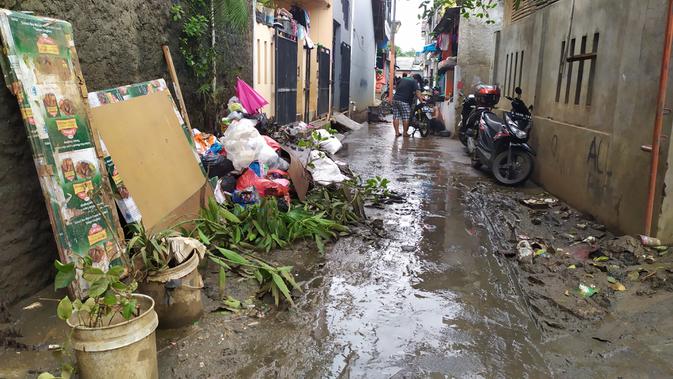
[67,294,158,379]
[138,252,204,329]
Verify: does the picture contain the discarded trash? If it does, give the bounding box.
[576,223,588,230]
[640,235,662,247]
[578,283,597,298]
[520,196,558,209]
[307,150,348,185]
[593,256,609,262]
[609,281,626,291]
[606,276,617,283]
[516,240,534,263]
[568,264,577,269]
[627,271,640,281]
[314,129,342,155]
[22,301,42,310]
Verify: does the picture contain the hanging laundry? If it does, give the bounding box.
[438,33,450,51]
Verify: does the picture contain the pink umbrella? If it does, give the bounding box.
[235,77,269,114]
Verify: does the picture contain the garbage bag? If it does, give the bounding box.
[233,187,259,206]
[307,150,348,185]
[222,119,284,170]
[263,136,281,151]
[236,169,289,198]
[314,129,342,155]
[201,154,235,178]
[221,119,265,170]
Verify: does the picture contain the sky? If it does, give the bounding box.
[394,0,426,52]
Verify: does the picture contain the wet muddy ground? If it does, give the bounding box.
[2,121,673,378]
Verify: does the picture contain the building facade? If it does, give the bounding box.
[495,0,673,237]
[252,0,376,123]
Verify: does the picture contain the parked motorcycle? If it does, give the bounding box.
[469,86,535,185]
[459,93,478,146]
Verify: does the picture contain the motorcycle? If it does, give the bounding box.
[409,101,433,137]
[470,86,535,186]
[459,93,478,146]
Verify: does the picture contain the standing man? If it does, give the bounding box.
[392,73,424,137]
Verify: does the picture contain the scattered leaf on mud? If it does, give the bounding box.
[567,264,576,269]
[593,256,609,262]
[610,282,626,291]
[606,276,617,283]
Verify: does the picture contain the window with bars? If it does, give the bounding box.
[555,32,600,106]
[503,49,525,97]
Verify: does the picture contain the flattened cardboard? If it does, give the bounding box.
[280,145,311,201]
[91,91,209,231]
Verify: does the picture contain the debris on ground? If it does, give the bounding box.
[461,180,673,334]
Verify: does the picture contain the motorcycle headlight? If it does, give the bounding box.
[506,116,527,139]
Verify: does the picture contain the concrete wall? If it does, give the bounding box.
[457,0,504,89]
[0,0,252,304]
[495,0,673,235]
[252,12,275,116]
[349,0,376,111]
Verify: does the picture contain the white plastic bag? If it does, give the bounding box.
[308,150,348,185]
[314,129,342,155]
[221,119,265,170]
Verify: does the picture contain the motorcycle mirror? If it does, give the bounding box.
[468,94,475,100]
[515,87,522,96]
[528,104,534,111]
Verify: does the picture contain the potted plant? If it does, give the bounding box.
[127,223,205,329]
[49,255,159,379]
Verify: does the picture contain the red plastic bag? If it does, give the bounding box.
[263,136,281,151]
[236,169,289,198]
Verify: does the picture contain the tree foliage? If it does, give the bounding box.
[418,0,542,25]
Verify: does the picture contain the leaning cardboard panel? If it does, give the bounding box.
[90,91,210,232]
[88,78,200,224]
[0,9,124,296]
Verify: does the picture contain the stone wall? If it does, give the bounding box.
[0,0,252,304]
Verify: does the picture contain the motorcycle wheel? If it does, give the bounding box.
[491,149,534,186]
[417,115,430,137]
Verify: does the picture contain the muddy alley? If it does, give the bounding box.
[159,117,673,379]
[4,121,673,379]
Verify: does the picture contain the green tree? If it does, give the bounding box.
[171,0,249,128]
[418,0,543,24]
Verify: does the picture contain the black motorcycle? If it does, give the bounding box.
[470,86,535,185]
[459,93,478,146]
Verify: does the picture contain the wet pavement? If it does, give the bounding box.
[5,121,673,378]
[158,121,553,378]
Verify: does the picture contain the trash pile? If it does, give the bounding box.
[462,182,673,331]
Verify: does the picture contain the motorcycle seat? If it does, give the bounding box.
[482,111,505,129]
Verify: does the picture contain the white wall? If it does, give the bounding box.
[349,0,376,111]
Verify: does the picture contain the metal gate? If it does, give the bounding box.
[317,46,331,117]
[339,42,351,111]
[275,32,298,125]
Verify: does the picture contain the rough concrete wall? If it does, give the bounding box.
[496,0,673,235]
[0,0,252,304]
[350,0,376,110]
[457,0,504,89]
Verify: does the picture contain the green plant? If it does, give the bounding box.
[126,223,181,275]
[418,0,545,24]
[171,0,249,126]
[207,247,300,306]
[54,257,138,329]
[195,197,348,254]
